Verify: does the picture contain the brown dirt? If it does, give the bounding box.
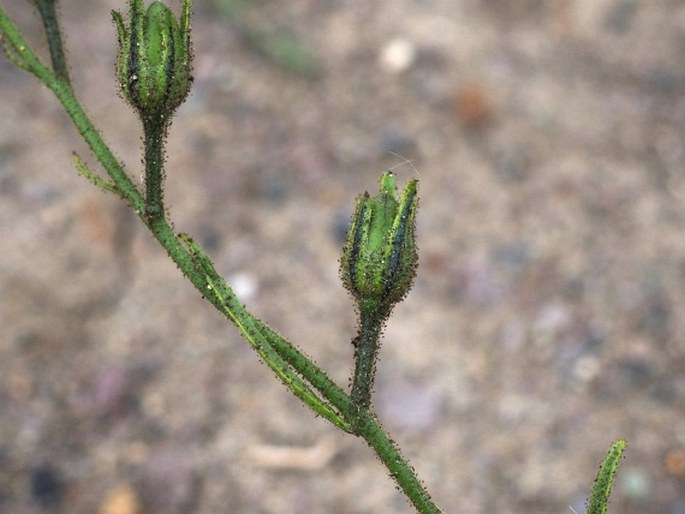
[1,1,685,513]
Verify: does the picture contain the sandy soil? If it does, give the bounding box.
[1,1,685,513]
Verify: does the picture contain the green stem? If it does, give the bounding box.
[54,78,145,212]
[177,234,443,514]
[142,116,167,222]
[357,409,443,514]
[255,321,355,416]
[0,6,144,212]
[351,307,384,413]
[179,233,353,432]
[34,0,70,84]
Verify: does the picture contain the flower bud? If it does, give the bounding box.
[112,0,192,120]
[340,172,419,317]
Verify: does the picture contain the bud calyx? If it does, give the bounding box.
[113,0,192,120]
[341,172,419,317]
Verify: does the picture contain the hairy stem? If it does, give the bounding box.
[357,409,443,514]
[142,116,167,222]
[255,321,355,416]
[34,0,70,84]
[0,6,144,211]
[351,307,384,413]
[179,233,353,432]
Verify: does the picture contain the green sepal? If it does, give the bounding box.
[341,171,419,318]
[113,0,192,120]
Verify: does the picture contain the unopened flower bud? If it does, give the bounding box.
[112,0,192,120]
[340,172,419,317]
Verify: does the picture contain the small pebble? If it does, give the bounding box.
[665,448,685,477]
[617,358,653,387]
[493,241,531,270]
[572,355,601,383]
[261,176,288,202]
[30,464,63,508]
[100,484,140,514]
[93,366,136,418]
[618,467,651,500]
[228,271,259,302]
[454,82,494,128]
[379,38,417,74]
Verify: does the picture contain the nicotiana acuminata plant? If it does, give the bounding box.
[0,1,627,512]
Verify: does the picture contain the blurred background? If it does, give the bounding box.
[1,0,685,512]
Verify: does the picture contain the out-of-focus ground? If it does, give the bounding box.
[1,1,685,513]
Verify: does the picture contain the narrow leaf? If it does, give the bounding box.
[178,234,353,433]
[73,152,119,194]
[586,439,627,514]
